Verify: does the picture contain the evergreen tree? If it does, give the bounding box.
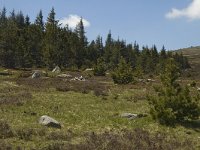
[148,58,200,126]
[35,10,44,31]
[93,57,107,76]
[112,57,134,84]
[95,35,104,57]
[74,18,87,68]
[133,41,140,56]
[43,7,59,68]
[0,7,191,71]
[25,15,30,26]
[104,30,113,63]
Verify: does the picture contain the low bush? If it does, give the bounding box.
[111,57,134,84]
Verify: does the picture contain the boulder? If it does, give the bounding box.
[39,115,61,129]
[31,71,41,79]
[197,87,200,91]
[70,76,86,81]
[52,66,61,73]
[120,113,138,119]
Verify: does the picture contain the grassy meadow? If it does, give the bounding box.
[0,68,199,150]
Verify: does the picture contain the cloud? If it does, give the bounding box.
[59,14,90,28]
[166,0,200,20]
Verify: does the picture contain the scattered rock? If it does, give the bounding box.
[147,79,155,82]
[197,87,200,91]
[57,74,72,78]
[39,115,61,129]
[70,76,86,81]
[85,68,93,71]
[120,113,138,119]
[120,113,147,119]
[31,70,47,78]
[52,66,61,73]
[31,71,41,79]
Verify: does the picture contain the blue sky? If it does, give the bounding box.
[1,0,200,50]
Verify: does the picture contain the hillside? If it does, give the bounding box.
[177,46,200,68]
[176,46,200,78]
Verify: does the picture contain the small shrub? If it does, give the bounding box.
[111,57,134,84]
[93,58,107,76]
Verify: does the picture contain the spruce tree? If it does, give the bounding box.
[111,57,134,84]
[43,7,59,68]
[148,58,200,126]
[74,18,88,68]
[35,10,44,31]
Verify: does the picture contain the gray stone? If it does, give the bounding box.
[85,68,93,71]
[70,76,86,81]
[120,113,138,119]
[31,71,41,79]
[147,79,155,82]
[39,115,61,129]
[57,74,72,78]
[52,66,61,73]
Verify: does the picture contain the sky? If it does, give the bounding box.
[0,0,200,50]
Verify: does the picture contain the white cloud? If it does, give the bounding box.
[59,14,90,28]
[166,0,200,20]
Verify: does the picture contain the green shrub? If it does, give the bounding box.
[148,58,200,126]
[93,58,107,76]
[111,57,133,84]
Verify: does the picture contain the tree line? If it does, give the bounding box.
[0,7,190,74]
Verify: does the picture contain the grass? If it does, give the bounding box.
[0,69,200,149]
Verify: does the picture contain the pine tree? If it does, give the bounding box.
[95,35,104,57]
[93,57,107,76]
[0,13,18,68]
[25,15,30,26]
[104,30,113,63]
[133,41,140,56]
[0,7,7,25]
[148,58,200,126]
[35,10,44,31]
[111,57,134,84]
[43,7,59,68]
[73,18,88,68]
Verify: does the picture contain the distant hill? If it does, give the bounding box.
[176,46,200,68]
[175,46,200,78]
